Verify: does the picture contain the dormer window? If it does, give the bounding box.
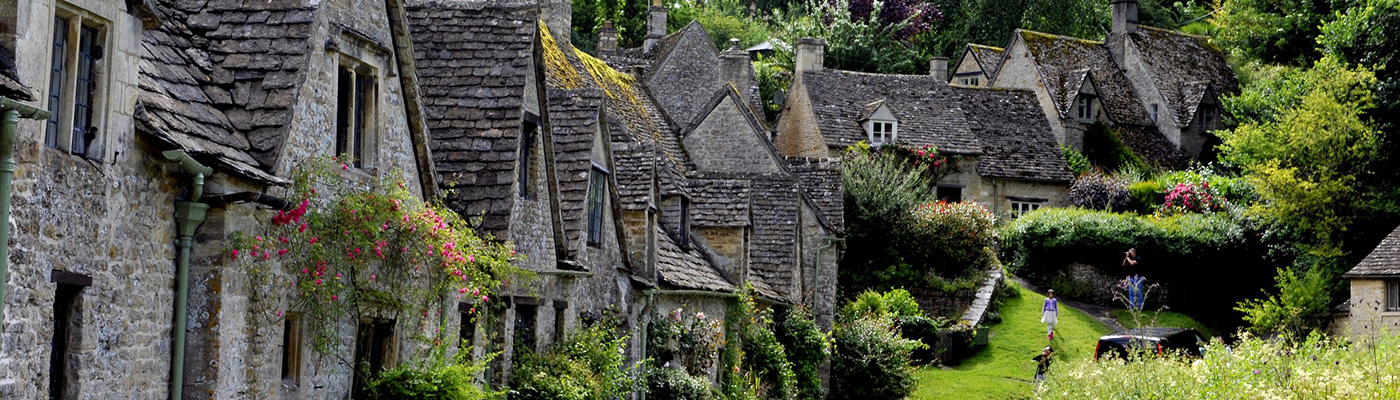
[869,120,896,145]
[1076,95,1095,122]
[1150,104,1159,123]
[959,77,980,86]
[1199,106,1217,132]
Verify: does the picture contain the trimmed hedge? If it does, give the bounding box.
[1000,208,1273,326]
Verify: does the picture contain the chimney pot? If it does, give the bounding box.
[795,38,825,74]
[1112,0,1139,34]
[644,2,668,52]
[930,56,949,82]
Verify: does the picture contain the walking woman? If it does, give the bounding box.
[1042,289,1059,340]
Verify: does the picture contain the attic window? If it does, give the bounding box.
[1199,106,1217,132]
[586,164,609,246]
[959,77,980,86]
[1150,104,1159,123]
[518,120,537,199]
[868,120,896,146]
[46,8,108,160]
[1076,95,1095,122]
[336,60,378,169]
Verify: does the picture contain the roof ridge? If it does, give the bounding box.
[1017,28,1105,45]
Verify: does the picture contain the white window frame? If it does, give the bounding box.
[1010,200,1045,219]
[45,4,110,160]
[868,120,896,145]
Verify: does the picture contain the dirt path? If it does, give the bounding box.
[1011,276,1125,332]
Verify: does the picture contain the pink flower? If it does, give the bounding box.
[315,279,323,285]
[331,295,338,301]
[308,237,318,244]
[459,287,468,293]
[341,164,349,170]
[278,249,288,256]
[275,310,284,317]
[298,223,307,233]
[481,295,489,302]
[230,249,239,259]
[696,312,706,320]
[369,274,377,280]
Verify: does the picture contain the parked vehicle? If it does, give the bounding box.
[1094,327,1206,361]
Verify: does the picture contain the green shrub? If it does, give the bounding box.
[1127,180,1165,214]
[642,366,715,400]
[895,315,947,365]
[1061,145,1092,177]
[1155,168,1255,205]
[1069,171,1130,212]
[647,307,724,374]
[367,355,499,400]
[829,316,925,400]
[1236,265,1338,338]
[742,319,796,400]
[881,289,923,318]
[723,286,798,400]
[509,325,632,400]
[898,201,997,279]
[1081,122,1148,172]
[776,308,831,400]
[999,208,1271,324]
[840,288,924,320]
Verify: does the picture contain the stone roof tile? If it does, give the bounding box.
[967,44,1005,79]
[748,176,800,299]
[548,88,605,254]
[406,0,537,236]
[951,86,1073,183]
[1017,30,1151,126]
[689,178,750,228]
[1121,27,1240,126]
[656,225,735,292]
[785,157,846,229]
[801,70,982,155]
[1347,225,1400,277]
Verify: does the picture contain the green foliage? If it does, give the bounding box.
[1081,122,1148,172]
[1037,332,1400,398]
[898,201,997,279]
[770,0,928,74]
[667,0,772,50]
[367,353,501,400]
[1321,0,1400,123]
[1061,145,1092,177]
[841,288,926,320]
[1068,171,1130,212]
[775,308,831,400]
[509,325,633,400]
[1235,266,1338,338]
[1217,56,1382,245]
[829,315,925,400]
[647,307,724,374]
[999,208,1272,323]
[1127,180,1166,214]
[642,367,716,400]
[570,0,648,52]
[228,156,520,357]
[1214,0,1347,65]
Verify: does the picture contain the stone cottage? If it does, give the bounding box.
[2,0,448,397]
[775,38,1072,216]
[1337,224,1400,341]
[403,0,844,387]
[954,0,1238,163]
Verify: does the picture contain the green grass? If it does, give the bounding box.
[912,284,1112,400]
[1109,309,1214,338]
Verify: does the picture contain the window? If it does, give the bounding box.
[1010,200,1045,219]
[1150,104,1159,123]
[48,270,89,400]
[936,185,962,203]
[45,10,106,158]
[517,121,537,198]
[281,314,302,385]
[1387,280,1399,312]
[1076,95,1095,121]
[351,319,395,400]
[335,62,377,169]
[514,302,538,353]
[869,121,895,145]
[1199,106,1217,132]
[959,77,980,86]
[678,197,690,250]
[586,164,608,246]
[458,303,476,351]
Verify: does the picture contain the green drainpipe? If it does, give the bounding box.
[162,150,211,400]
[0,98,50,350]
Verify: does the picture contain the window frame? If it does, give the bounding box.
[350,318,396,400]
[1387,280,1399,312]
[280,313,303,386]
[868,120,896,145]
[1076,95,1096,122]
[935,184,963,203]
[1199,106,1217,132]
[513,302,539,353]
[585,163,609,246]
[517,120,537,199]
[1150,104,1159,123]
[334,58,379,170]
[1009,199,1046,219]
[45,6,109,160]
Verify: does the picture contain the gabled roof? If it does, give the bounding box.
[785,158,844,231]
[1119,26,1239,126]
[748,175,801,300]
[952,86,1073,183]
[655,224,735,292]
[548,88,606,254]
[406,0,538,236]
[611,141,657,210]
[962,43,1006,79]
[1016,30,1151,126]
[800,70,981,155]
[1346,225,1400,278]
[135,0,317,184]
[688,177,750,228]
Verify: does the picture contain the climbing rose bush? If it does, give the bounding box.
[1160,180,1228,215]
[228,156,520,354]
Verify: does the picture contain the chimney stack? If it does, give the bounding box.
[541,0,573,45]
[644,0,667,52]
[721,38,762,111]
[930,56,948,82]
[598,21,619,54]
[795,38,825,74]
[1112,0,1138,34]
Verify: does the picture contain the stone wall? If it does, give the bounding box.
[990,40,1070,149]
[1345,279,1400,342]
[773,75,827,159]
[683,95,781,174]
[647,27,721,128]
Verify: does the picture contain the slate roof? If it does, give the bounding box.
[800,70,981,154]
[749,176,800,300]
[1119,27,1240,126]
[1346,225,1400,278]
[1017,30,1152,126]
[548,88,606,254]
[135,0,316,184]
[612,141,656,210]
[952,86,1073,183]
[966,44,1005,79]
[1115,124,1187,169]
[406,0,537,236]
[785,158,845,230]
[689,178,750,228]
[655,225,735,292]
[0,52,33,101]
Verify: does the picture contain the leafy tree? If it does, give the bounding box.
[1217,56,1381,247]
[1214,0,1354,65]
[1235,266,1337,338]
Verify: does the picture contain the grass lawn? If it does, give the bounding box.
[912,283,1112,400]
[1109,309,1214,337]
